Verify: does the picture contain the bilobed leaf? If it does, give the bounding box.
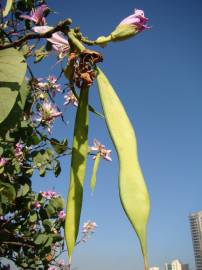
[0,48,27,124]
[96,68,150,269]
[65,84,89,258]
[2,0,13,17]
[90,153,101,193]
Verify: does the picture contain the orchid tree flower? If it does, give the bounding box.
[119,9,150,32]
[40,190,58,200]
[20,4,48,25]
[0,157,8,167]
[95,8,150,45]
[37,75,61,96]
[64,91,78,107]
[36,101,62,132]
[33,26,70,59]
[90,139,112,161]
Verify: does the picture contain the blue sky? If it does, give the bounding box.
[31,0,202,269]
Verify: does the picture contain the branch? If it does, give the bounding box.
[2,241,35,248]
[0,18,72,50]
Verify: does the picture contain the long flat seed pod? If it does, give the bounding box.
[96,67,150,269]
[65,84,89,259]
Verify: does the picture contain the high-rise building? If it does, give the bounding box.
[164,260,189,270]
[165,263,172,270]
[189,211,202,270]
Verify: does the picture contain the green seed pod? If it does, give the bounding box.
[96,67,150,270]
[90,153,101,193]
[65,84,89,259]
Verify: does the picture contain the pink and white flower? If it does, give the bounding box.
[82,220,97,233]
[33,26,70,59]
[119,9,150,32]
[20,4,48,25]
[41,190,58,200]
[33,201,41,209]
[0,157,8,167]
[90,139,112,161]
[15,143,24,162]
[37,76,61,96]
[64,91,78,107]
[58,210,66,220]
[36,101,62,132]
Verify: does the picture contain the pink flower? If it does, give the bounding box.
[33,201,41,209]
[57,259,65,267]
[20,4,48,25]
[64,91,78,107]
[48,267,57,270]
[36,76,61,96]
[82,220,97,234]
[58,210,66,220]
[41,191,58,200]
[36,101,62,132]
[33,26,70,59]
[15,143,24,162]
[0,157,8,167]
[90,139,112,161]
[119,9,150,32]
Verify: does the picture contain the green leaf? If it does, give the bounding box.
[34,45,48,63]
[22,183,30,196]
[29,211,37,222]
[2,0,13,17]
[50,138,68,154]
[45,204,56,218]
[90,153,101,193]
[44,236,53,247]
[96,68,150,269]
[43,219,53,232]
[65,84,89,258]
[50,197,65,210]
[34,234,48,245]
[54,160,61,177]
[0,181,16,201]
[0,48,27,124]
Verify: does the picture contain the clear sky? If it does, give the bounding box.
[31,0,202,269]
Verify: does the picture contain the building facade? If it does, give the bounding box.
[189,211,202,270]
[164,260,189,270]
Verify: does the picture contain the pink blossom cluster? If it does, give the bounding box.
[41,190,58,200]
[37,76,61,96]
[90,139,112,161]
